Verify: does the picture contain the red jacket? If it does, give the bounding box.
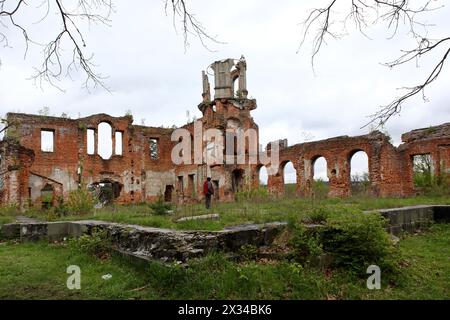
[203,181,213,195]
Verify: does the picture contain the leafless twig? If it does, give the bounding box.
[1,0,113,90]
[299,0,449,127]
[1,0,219,90]
[164,0,223,51]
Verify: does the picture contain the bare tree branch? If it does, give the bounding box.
[1,0,114,90]
[164,0,223,51]
[299,0,449,127]
[369,37,450,127]
[1,0,219,90]
[0,116,14,135]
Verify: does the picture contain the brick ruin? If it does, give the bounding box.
[0,57,449,208]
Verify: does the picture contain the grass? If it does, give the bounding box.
[0,241,153,299]
[0,216,14,225]
[1,187,449,231]
[363,224,450,299]
[0,224,449,299]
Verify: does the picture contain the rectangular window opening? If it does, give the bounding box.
[41,130,54,152]
[115,131,123,155]
[412,154,434,188]
[150,138,159,160]
[188,174,195,197]
[178,176,184,193]
[87,129,95,155]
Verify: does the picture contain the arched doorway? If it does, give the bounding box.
[164,185,174,202]
[312,156,329,198]
[258,166,268,186]
[282,161,297,197]
[349,150,369,196]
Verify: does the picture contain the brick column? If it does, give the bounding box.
[112,130,116,156]
[94,130,98,155]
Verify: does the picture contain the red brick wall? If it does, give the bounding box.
[2,111,449,207]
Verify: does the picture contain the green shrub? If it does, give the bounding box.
[351,173,371,197]
[416,172,450,197]
[41,194,53,209]
[46,208,60,221]
[284,183,297,198]
[291,210,400,278]
[0,204,20,216]
[303,207,329,224]
[290,224,323,264]
[69,227,111,258]
[320,211,399,275]
[312,179,329,199]
[66,187,96,215]
[149,194,172,215]
[55,196,68,216]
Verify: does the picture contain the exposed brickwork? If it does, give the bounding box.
[268,123,450,198]
[0,58,449,208]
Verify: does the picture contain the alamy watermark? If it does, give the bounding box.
[366,265,381,290]
[171,121,280,174]
[66,265,81,290]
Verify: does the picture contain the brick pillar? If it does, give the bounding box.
[401,153,413,196]
[267,172,283,197]
[328,156,350,198]
[297,156,311,197]
[432,151,441,177]
[94,130,98,155]
[368,148,381,197]
[112,130,116,156]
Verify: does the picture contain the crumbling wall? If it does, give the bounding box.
[398,123,450,195]
[177,95,259,203]
[4,113,177,207]
[266,123,450,198]
[0,138,34,206]
[1,58,449,207]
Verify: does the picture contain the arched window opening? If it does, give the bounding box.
[259,166,268,186]
[313,156,329,198]
[283,161,297,198]
[350,151,370,196]
[97,122,113,160]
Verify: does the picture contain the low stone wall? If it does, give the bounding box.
[0,220,287,262]
[1,205,448,262]
[375,205,450,235]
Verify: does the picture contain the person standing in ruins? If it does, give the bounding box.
[203,177,214,209]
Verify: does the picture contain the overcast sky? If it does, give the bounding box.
[1,0,449,182]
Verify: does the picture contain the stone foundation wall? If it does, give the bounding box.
[0,220,287,262]
[374,205,450,235]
